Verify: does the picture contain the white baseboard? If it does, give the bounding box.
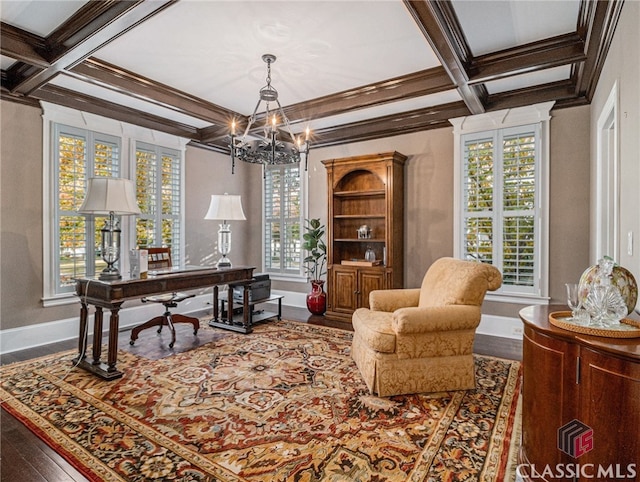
[477,314,524,340]
[0,290,521,354]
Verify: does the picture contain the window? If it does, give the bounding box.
[43,103,187,304]
[451,102,552,301]
[134,142,182,266]
[263,163,305,278]
[53,124,122,294]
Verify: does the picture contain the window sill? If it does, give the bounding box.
[484,292,550,305]
[266,274,309,283]
[42,293,79,308]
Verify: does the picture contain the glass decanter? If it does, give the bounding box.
[582,257,627,327]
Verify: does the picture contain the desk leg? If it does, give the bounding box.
[243,285,250,329]
[77,302,89,362]
[107,307,120,373]
[92,307,104,365]
[213,285,219,321]
[228,289,235,325]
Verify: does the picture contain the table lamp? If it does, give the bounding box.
[78,177,141,280]
[204,193,246,268]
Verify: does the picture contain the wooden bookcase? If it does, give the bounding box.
[321,152,406,322]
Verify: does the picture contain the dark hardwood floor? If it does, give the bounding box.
[0,305,522,481]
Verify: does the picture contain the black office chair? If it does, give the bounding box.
[129,248,199,348]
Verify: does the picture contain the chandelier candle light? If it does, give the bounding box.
[204,193,246,268]
[78,177,141,280]
[229,54,311,175]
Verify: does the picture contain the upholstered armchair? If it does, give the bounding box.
[351,257,502,396]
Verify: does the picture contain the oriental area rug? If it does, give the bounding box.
[0,320,521,482]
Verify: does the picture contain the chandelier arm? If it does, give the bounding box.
[243,98,263,139]
[275,99,299,145]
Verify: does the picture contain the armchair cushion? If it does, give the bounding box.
[392,305,482,334]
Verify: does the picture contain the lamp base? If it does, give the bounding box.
[99,266,122,280]
[216,255,232,269]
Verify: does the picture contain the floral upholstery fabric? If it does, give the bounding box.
[351,257,502,396]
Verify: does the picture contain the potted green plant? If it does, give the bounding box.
[302,218,327,314]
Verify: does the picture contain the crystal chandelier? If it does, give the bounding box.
[229,54,310,174]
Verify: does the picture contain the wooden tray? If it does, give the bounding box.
[549,311,640,338]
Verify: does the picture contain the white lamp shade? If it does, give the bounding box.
[204,194,246,221]
[78,177,141,215]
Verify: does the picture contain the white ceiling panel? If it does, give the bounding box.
[0,0,89,37]
[452,0,581,56]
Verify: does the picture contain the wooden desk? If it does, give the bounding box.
[518,305,639,481]
[74,266,254,380]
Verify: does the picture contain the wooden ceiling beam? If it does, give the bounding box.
[469,33,586,85]
[298,101,471,148]
[573,0,625,101]
[275,66,455,124]
[484,80,579,112]
[0,23,49,68]
[34,85,199,139]
[403,0,486,115]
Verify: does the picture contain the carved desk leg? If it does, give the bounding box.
[92,306,104,365]
[107,306,121,373]
[76,302,89,363]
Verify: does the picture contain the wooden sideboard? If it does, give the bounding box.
[518,305,639,481]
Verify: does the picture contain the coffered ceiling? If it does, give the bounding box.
[0,0,625,151]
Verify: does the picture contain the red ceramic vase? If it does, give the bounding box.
[306,280,327,315]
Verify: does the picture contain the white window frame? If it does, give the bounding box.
[42,103,188,306]
[262,163,308,281]
[133,141,184,266]
[595,81,619,261]
[450,101,554,304]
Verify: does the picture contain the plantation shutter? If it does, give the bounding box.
[135,142,182,265]
[264,164,303,276]
[502,130,536,287]
[463,136,494,265]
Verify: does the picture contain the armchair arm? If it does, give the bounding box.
[370,288,420,312]
[392,305,481,334]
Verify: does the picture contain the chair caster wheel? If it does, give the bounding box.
[129,340,135,346]
[194,330,198,335]
[169,342,174,348]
